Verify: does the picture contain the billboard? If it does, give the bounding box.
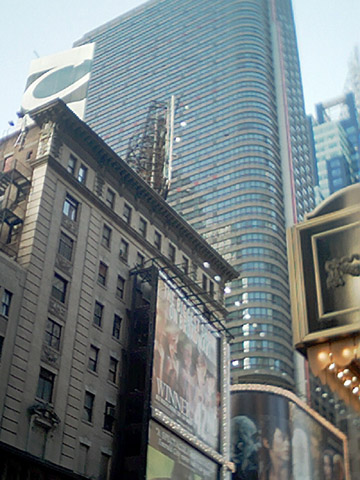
[21,44,94,120]
[146,420,218,480]
[230,386,348,480]
[151,273,221,450]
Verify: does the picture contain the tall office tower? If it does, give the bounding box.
[75,0,315,389]
[312,93,360,204]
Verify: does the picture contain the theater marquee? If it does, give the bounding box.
[288,184,360,349]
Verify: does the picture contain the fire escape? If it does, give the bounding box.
[0,158,31,257]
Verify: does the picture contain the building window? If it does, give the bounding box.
[123,204,132,224]
[136,252,145,268]
[93,301,104,327]
[209,280,215,298]
[51,273,67,303]
[139,218,147,238]
[77,164,88,184]
[182,256,189,275]
[102,224,112,248]
[119,239,129,262]
[6,223,21,245]
[116,275,125,299]
[78,444,89,476]
[98,262,108,286]
[99,453,111,480]
[103,402,116,433]
[202,274,207,291]
[108,357,118,384]
[36,368,55,403]
[67,155,77,175]
[112,314,122,340]
[63,194,79,221]
[154,231,162,251]
[88,345,99,372]
[44,319,62,350]
[1,290,12,317]
[83,391,95,422]
[58,232,74,261]
[106,189,115,209]
[168,243,176,263]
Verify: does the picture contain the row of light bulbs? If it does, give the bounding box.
[327,358,360,398]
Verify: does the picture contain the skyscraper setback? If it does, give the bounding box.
[75,0,315,389]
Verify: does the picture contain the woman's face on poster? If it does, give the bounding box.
[271,428,290,464]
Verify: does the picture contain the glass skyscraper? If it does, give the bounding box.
[75,0,315,390]
[311,92,360,204]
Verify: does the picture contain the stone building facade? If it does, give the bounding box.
[0,100,237,479]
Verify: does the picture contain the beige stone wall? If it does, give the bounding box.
[0,120,230,478]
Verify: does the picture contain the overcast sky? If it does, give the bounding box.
[1,0,359,136]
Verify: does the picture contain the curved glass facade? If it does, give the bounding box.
[76,0,315,389]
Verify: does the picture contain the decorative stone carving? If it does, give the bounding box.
[325,254,360,288]
[28,403,60,430]
[41,345,59,367]
[61,214,78,235]
[37,121,56,158]
[48,297,66,320]
[55,254,73,275]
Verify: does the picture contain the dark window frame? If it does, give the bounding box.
[58,231,74,261]
[123,204,132,224]
[67,154,77,175]
[168,243,176,263]
[182,256,189,275]
[51,273,68,303]
[112,314,122,340]
[103,402,116,432]
[83,391,95,423]
[106,189,115,209]
[93,301,104,327]
[77,164,88,184]
[102,224,112,248]
[119,239,129,262]
[154,231,162,251]
[139,217,147,238]
[108,357,118,384]
[136,252,145,268]
[36,368,55,403]
[1,289,12,317]
[63,194,79,222]
[44,318,62,351]
[98,262,108,286]
[116,275,125,299]
[88,345,99,372]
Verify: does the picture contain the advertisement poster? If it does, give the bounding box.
[152,275,220,450]
[231,389,347,480]
[146,420,218,480]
